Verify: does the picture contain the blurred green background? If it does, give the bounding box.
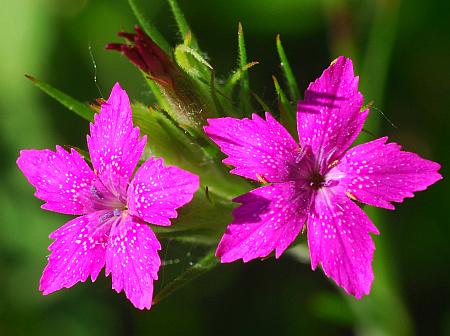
[0,0,449,335]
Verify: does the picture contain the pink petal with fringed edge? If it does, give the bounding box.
[17,146,96,215]
[127,156,199,226]
[204,113,299,182]
[334,137,442,210]
[105,215,161,310]
[216,182,310,262]
[87,83,146,198]
[307,193,379,299]
[39,211,110,294]
[297,56,367,162]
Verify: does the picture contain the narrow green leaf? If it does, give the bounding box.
[276,34,301,101]
[251,92,271,112]
[25,75,95,122]
[168,0,198,49]
[128,0,172,55]
[273,75,296,136]
[224,61,259,94]
[238,23,252,115]
[153,249,219,304]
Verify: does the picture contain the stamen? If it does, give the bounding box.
[345,190,358,201]
[295,146,310,164]
[309,171,326,189]
[99,211,114,223]
[90,185,104,200]
[256,173,269,184]
[328,159,339,169]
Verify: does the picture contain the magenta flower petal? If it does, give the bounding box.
[297,56,368,161]
[127,157,200,226]
[39,211,110,294]
[17,146,96,215]
[308,194,379,298]
[105,215,161,310]
[87,83,147,197]
[216,182,310,262]
[204,112,299,182]
[335,137,442,209]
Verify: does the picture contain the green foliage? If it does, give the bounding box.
[153,249,219,305]
[224,61,259,94]
[276,34,301,101]
[237,23,253,115]
[273,75,296,136]
[128,0,172,55]
[174,44,212,82]
[168,0,199,49]
[25,75,95,122]
[144,77,172,112]
[153,186,233,244]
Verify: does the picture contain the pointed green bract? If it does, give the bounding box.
[237,23,252,115]
[168,0,199,49]
[174,44,212,81]
[276,34,301,101]
[224,61,259,94]
[272,75,296,135]
[25,75,95,122]
[128,0,172,55]
[153,249,219,304]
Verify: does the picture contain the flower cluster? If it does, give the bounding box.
[19,27,441,309]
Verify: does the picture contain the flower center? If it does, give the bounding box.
[309,172,325,190]
[89,184,126,212]
[309,171,326,189]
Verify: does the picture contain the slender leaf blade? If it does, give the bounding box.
[168,0,198,49]
[128,0,172,55]
[25,75,95,122]
[224,61,259,94]
[276,34,301,101]
[273,75,296,136]
[238,23,252,115]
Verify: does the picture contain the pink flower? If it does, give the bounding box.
[204,56,441,298]
[17,83,199,309]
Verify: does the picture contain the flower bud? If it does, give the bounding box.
[107,26,215,132]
